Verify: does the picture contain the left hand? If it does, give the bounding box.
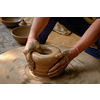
[23,40,43,71]
[47,49,71,78]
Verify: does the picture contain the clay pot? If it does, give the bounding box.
[19,20,27,26]
[11,26,31,45]
[1,17,22,28]
[32,45,61,77]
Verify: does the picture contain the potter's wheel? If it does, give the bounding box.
[0,45,100,84]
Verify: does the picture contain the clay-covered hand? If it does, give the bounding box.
[47,49,74,78]
[23,40,43,71]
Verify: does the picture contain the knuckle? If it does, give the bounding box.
[56,53,63,58]
[24,48,29,54]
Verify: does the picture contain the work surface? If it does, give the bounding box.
[0,45,100,84]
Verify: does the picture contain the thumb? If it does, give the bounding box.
[55,50,69,59]
[35,45,43,54]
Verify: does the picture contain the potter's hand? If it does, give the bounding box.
[47,49,76,78]
[23,40,43,71]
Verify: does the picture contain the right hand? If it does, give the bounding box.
[47,46,79,78]
[23,40,43,71]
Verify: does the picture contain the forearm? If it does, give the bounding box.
[27,17,50,43]
[74,19,100,54]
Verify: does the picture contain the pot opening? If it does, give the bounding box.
[42,48,52,55]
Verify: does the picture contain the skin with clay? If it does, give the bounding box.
[23,17,100,78]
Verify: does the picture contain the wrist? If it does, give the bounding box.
[27,31,38,43]
[70,46,79,59]
[27,35,36,44]
[71,46,79,56]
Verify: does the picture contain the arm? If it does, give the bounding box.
[26,17,50,44]
[48,19,100,78]
[74,18,100,54]
[23,17,50,71]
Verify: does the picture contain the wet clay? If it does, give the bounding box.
[32,45,61,77]
[0,45,100,84]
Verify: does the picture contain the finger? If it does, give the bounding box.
[28,65,34,71]
[55,53,63,59]
[48,68,64,78]
[31,40,43,53]
[54,69,64,77]
[52,60,69,78]
[35,45,43,54]
[49,56,67,72]
[49,61,63,73]
[24,41,36,54]
[26,53,35,68]
[48,62,67,78]
[48,63,67,76]
[23,47,30,55]
[55,50,69,59]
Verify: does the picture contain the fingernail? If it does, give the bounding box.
[47,73,49,76]
[49,69,53,73]
[55,54,58,58]
[49,69,51,72]
[55,53,62,59]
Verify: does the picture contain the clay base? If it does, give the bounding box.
[0,45,100,84]
[25,65,66,84]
